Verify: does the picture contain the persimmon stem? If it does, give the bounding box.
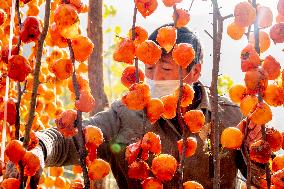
[67,39,90,189]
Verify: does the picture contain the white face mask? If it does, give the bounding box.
[146,78,180,98]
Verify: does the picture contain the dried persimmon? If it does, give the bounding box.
[121,66,145,89]
[177,137,197,157]
[249,140,271,164]
[183,110,205,133]
[113,38,135,64]
[136,40,162,65]
[146,98,165,123]
[128,160,150,180]
[75,90,96,112]
[88,159,110,180]
[221,127,243,149]
[172,43,195,68]
[84,125,103,149]
[141,132,161,154]
[151,154,177,181]
[156,26,177,53]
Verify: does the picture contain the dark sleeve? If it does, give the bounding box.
[36,106,120,167]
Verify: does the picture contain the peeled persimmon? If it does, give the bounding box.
[1,178,20,189]
[183,181,204,189]
[125,140,141,164]
[161,94,178,119]
[262,55,281,80]
[50,59,73,80]
[55,109,78,137]
[263,84,284,107]
[88,159,110,180]
[72,165,83,174]
[272,155,284,172]
[278,0,284,16]
[227,22,245,40]
[229,84,246,104]
[128,26,148,45]
[27,130,39,151]
[240,44,260,72]
[5,140,26,163]
[177,137,197,157]
[122,82,151,110]
[0,98,17,125]
[183,110,205,133]
[27,3,40,16]
[162,0,182,7]
[250,140,271,164]
[84,125,103,149]
[146,98,165,123]
[113,38,135,64]
[249,31,271,53]
[121,66,145,88]
[20,16,41,43]
[75,90,96,112]
[151,154,177,182]
[239,95,258,116]
[67,74,89,93]
[135,0,158,18]
[22,151,40,176]
[270,23,284,44]
[8,55,32,82]
[141,177,163,189]
[221,127,243,149]
[257,6,273,29]
[266,128,283,152]
[173,83,195,107]
[172,43,195,69]
[141,132,161,154]
[249,102,272,125]
[71,36,94,62]
[234,2,256,27]
[244,68,268,95]
[173,9,190,28]
[48,23,68,48]
[276,14,284,23]
[136,40,162,65]
[156,26,177,53]
[55,176,66,189]
[128,160,150,180]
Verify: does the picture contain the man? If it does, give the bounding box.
[6,25,263,189]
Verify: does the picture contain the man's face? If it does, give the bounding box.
[145,53,201,85]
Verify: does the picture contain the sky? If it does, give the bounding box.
[80,0,284,131]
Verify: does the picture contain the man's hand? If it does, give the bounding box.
[3,145,44,189]
[237,119,263,147]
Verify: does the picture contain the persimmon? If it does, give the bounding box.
[67,74,89,93]
[135,0,158,18]
[84,125,103,149]
[249,102,272,125]
[263,84,284,107]
[27,3,40,16]
[270,23,284,44]
[75,90,96,112]
[278,0,284,16]
[77,62,88,73]
[183,110,205,133]
[50,49,64,60]
[22,151,40,176]
[55,109,78,137]
[64,0,84,12]
[162,0,182,7]
[44,176,56,188]
[257,6,273,28]
[20,16,41,43]
[141,132,161,154]
[0,9,6,26]
[141,177,163,189]
[227,22,245,40]
[50,58,73,80]
[27,130,39,150]
[146,98,165,123]
[173,9,190,28]
[272,155,284,172]
[48,23,68,48]
[156,26,177,53]
[172,43,195,68]
[72,165,83,174]
[229,84,246,104]
[71,36,94,62]
[113,38,135,64]
[0,45,19,64]
[125,140,141,164]
[122,82,151,110]
[50,166,64,177]
[183,181,204,189]
[266,128,283,152]
[1,178,20,189]
[88,159,110,180]
[262,55,281,80]
[151,154,178,181]
[239,95,258,116]
[136,40,162,65]
[249,140,271,164]
[128,26,148,45]
[44,102,57,118]
[128,160,150,180]
[234,2,256,27]
[121,66,145,88]
[271,169,284,188]
[249,31,271,53]
[277,14,284,24]
[39,172,46,185]
[5,140,26,163]
[54,4,80,39]
[55,176,66,188]
[0,98,17,125]
[221,127,243,149]
[161,94,178,119]
[8,55,32,82]
[240,44,260,72]
[177,137,197,157]
[244,68,268,95]
[173,83,195,107]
